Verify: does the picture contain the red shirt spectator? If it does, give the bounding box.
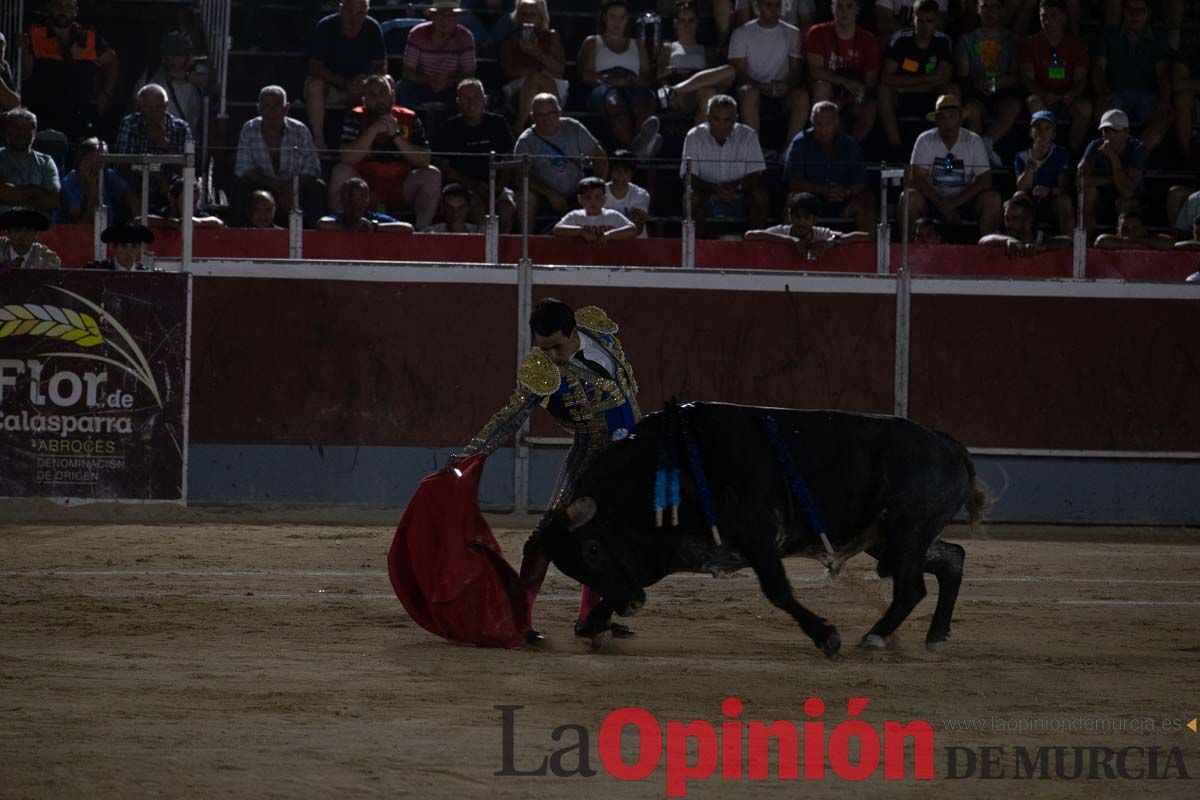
[804,21,880,80]
[1019,31,1087,96]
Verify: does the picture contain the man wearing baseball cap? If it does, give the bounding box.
[904,93,1002,237]
[1078,107,1147,241]
[1013,110,1073,234]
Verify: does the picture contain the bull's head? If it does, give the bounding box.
[540,496,648,617]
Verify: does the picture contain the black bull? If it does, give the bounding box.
[539,403,989,657]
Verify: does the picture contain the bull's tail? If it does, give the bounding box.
[938,431,991,530]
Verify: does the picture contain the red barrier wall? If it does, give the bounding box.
[189,279,896,446]
[35,224,1200,279]
[188,271,1200,451]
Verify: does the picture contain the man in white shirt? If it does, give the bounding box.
[905,94,1002,236]
[679,94,769,237]
[727,0,809,151]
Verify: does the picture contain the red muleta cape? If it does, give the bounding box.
[387,453,532,648]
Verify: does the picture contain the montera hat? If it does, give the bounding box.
[101,222,156,244]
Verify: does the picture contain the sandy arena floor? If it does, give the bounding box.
[2,511,1198,799]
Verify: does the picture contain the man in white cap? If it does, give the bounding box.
[904,93,1002,237]
[1078,108,1146,242]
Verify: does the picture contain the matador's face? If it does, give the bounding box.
[532,328,580,367]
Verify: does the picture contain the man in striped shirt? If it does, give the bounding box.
[397,0,477,110]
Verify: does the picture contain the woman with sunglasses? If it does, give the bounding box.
[654,2,735,125]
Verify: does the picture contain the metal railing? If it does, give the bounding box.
[97,140,197,272]
[197,0,231,121]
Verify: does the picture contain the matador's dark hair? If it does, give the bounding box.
[530,298,576,337]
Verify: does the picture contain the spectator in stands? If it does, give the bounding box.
[878,0,956,157]
[148,177,224,229]
[783,100,876,233]
[331,73,442,230]
[913,216,943,243]
[679,94,769,236]
[320,176,414,232]
[460,0,517,48]
[578,0,662,160]
[248,190,282,229]
[304,0,388,152]
[875,0,948,48]
[552,176,638,243]
[432,78,516,233]
[1167,185,1200,237]
[132,31,204,136]
[1093,209,1173,249]
[399,0,477,111]
[905,94,1003,236]
[978,194,1071,255]
[234,85,326,229]
[0,33,21,111]
[512,93,608,232]
[85,222,155,271]
[1173,218,1200,251]
[998,0,1040,36]
[804,0,880,144]
[1092,0,1172,158]
[1020,0,1092,155]
[604,149,650,237]
[114,84,193,214]
[745,190,870,258]
[1014,110,1074,234]
[734,0,816,30]
[1078,108,1145,242]
[428,183,480,233]
[1103,0,1182,51]
[956,0,1021,166]
[0,108,61,217]
[57,137,133,225]
[1169,45,1200,164]
[654,2,736,127]
[20,0,119,141]
[728,0,809,154]
[0,208,60,270]
[499,0,566,131]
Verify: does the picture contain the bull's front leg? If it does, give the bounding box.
[742,537,841,658]
[574,599,616,650]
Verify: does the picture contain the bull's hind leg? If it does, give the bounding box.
[744,544,841,657]
[923,540,965,650]
[860,525,928,648]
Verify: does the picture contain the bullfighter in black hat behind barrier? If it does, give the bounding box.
[0,207,60,271]
[84,221,155,271]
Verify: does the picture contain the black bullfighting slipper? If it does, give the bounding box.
[609,622,635,639]
[574,619,635,638]
[525,628,545,644]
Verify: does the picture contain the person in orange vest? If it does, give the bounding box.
[20,0,119,141]
[328,73,442,230]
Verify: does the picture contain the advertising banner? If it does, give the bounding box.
[0,271,189,500]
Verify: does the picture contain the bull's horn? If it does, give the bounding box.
[565,497,597,530]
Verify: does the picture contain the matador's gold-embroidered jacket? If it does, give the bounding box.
[460,305,642,511]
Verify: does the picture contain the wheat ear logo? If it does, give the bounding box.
[0,286,163,406]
